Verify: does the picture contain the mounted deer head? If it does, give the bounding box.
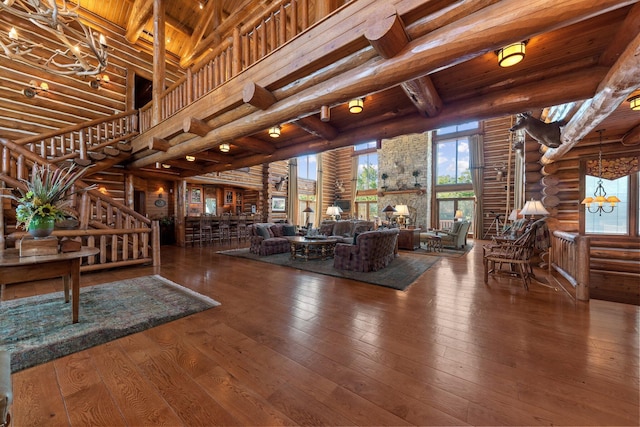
[274,176,288,191]
[335,179,344,193]
[509,112,565,149]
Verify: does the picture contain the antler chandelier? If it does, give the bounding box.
[0,0,107,76]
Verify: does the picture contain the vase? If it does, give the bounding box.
[28,215,56,238]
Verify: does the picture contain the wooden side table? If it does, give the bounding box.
[0,247,100,323]
[398,228,421,250]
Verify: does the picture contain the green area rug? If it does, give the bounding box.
[410,242,474,258]
[0,275,220,372]
[218,249,441,291]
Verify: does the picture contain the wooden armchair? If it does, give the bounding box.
[483,219,549,290]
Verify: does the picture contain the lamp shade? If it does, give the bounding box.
[303,206,314,213]
[382,205,397,213]
[326,206,340,216]
[520,199,549,217]
[394,204,409,216]
[454,210,463,219]
[508,209,522,221]
[497,42,526,67]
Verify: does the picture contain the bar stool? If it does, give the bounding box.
[185,217,201,246]
[236,214,248,242]
[219,213,231,244]
[200,215,213,244]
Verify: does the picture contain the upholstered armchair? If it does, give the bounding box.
[333,228,399,272]
[438,221,470,249]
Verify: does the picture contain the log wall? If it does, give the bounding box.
[0,10,183,141]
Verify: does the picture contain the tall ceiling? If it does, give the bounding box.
[6,1,640,177]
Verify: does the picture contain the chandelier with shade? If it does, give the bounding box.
[0,0,108,77]
[581,130,621,215]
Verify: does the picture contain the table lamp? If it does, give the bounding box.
[454,210,463,221]
[326,206,340,220]
[394,204,410,228]
[382,204,396,223]
[520,199,549,219]
[303,206,314,226]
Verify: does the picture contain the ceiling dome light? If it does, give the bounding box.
[497,41,527,67]
[628,94,640,111]
[269,126,281,138]
[185,155,195,161]
[219,143,230,152]
[348,98,364,113]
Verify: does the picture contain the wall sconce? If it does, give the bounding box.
[348,98,364,113]
[628,94,640,111]
[185,155,196,161]
[23,80,49,98]
[496,41,527,67]
[158,186,164,197]
[89,74,110,89]
[219,143,230,152]
[269,125,281,138]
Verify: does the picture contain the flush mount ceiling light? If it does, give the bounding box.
[219,143,230,152]
[185,155,196,161]
[627,94,640,111]
[0,1,108,76]
[348,98,364,113]
[269,125,281,138]
[496,41,527,67]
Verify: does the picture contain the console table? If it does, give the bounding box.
[398,228,421,250]
[0,247,100,323]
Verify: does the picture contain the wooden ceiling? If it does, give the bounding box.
[34,1,640,176]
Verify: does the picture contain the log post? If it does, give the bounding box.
[576,235,590,301]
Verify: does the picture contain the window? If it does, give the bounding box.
[355,195,378,220]
[436,121,479,136]
[298,154,317,180]
[354,141,377,151]
[584,173,631,235]
[435,137,471,185]
[356,151,378,191]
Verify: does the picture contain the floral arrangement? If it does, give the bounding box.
[4,164,94,230]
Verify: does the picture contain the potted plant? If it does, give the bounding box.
[4,164,94,238]
[381,172,389,191]
[412,170,421,187]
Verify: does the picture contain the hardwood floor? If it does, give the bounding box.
[7,240,640,426]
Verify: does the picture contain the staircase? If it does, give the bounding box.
[0,111,160,272]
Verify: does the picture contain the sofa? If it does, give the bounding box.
[0,351,11,427]
[318,220,375,244]
[333,228,399,272]
[248,223,296,256]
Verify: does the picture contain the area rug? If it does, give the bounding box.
[218,249,440,291]
[409,242,475,258]
[0,275,220,372]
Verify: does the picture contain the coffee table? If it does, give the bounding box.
[287,236,338,261]
[420,232,442,252]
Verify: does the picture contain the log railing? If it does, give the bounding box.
[1,132,160,271]
[14,110,139,165]
[549,230,590,301]
[140,0,311,131]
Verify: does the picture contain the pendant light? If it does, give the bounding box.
[581,130,621,215]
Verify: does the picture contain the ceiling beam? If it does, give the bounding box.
[125,0,153,43]
[542,28,640,163]
[130,0,628,170]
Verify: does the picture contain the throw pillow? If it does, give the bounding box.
[256,225,271,239]
[270,225,283,237]
[282,224,296,236]
[319,222,334,236]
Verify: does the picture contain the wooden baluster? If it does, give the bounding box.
[269,12,276,53]
[301,0,309,30]
[291,0,298,36]
[260,19,267,58]
[233,26,241,76]
[279,5,286,44]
